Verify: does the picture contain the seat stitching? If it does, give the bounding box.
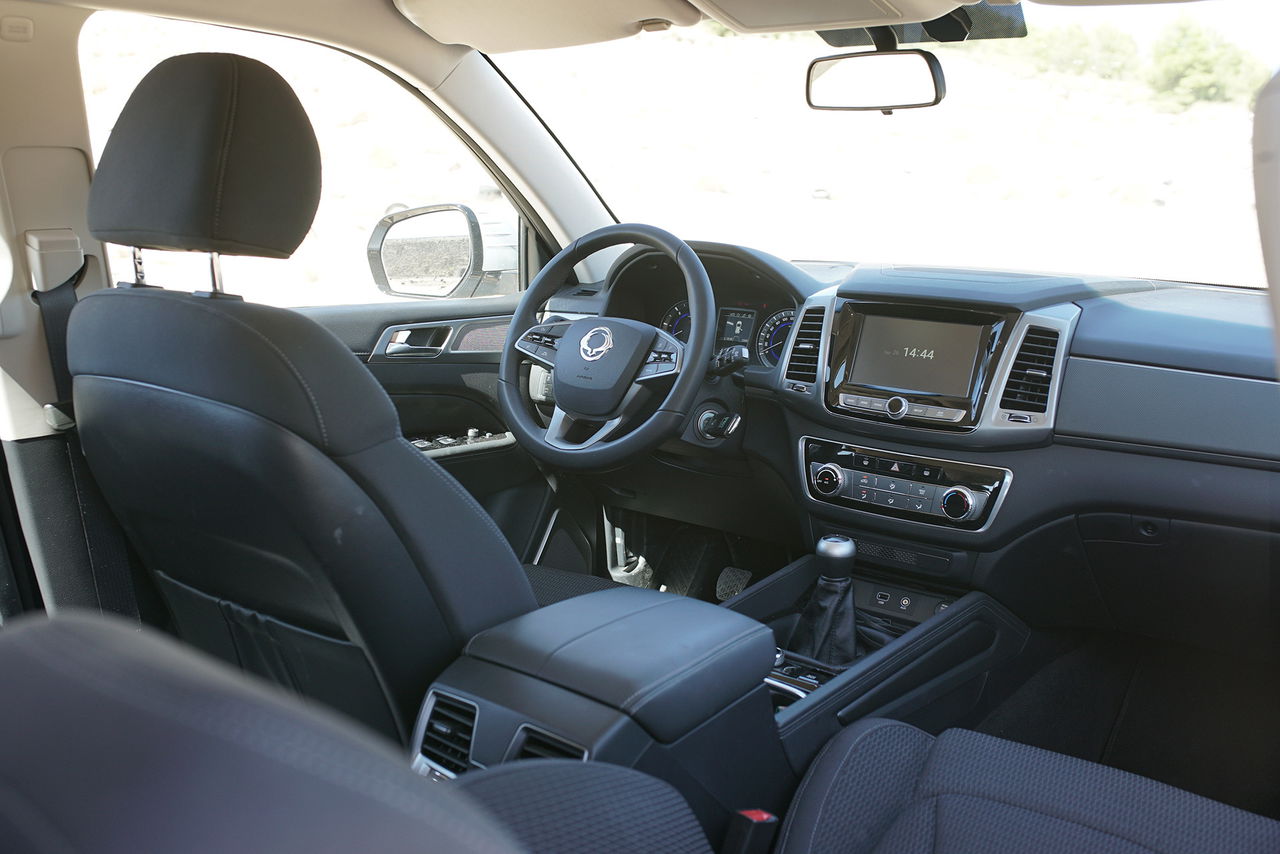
[0,773,81,854]
[394,438,509,545]
[927,791,1164,854]
[122,295,330,449]
[211,55,240,239]
[623,624,770,710]
[469,596,673,672]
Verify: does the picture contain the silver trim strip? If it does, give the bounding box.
[409,690,481,780]
[531,508,560,565]
[764,676,810,700]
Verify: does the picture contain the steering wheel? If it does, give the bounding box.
[498,224,716,470]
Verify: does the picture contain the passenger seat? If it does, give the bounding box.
[0,613,1275,854]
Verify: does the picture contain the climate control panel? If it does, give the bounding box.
[802,437,1011,530]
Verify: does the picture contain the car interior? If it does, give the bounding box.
[0,0,1276,852]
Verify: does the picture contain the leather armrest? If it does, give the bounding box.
[464,588,775,743]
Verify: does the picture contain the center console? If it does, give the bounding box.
[412,545,1030,847]
[803,437,1011,530]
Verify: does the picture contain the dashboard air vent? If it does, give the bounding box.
[999,327,1060,413]
[420,693,476,775]
[784,308,825,384]
[515,727,586,762]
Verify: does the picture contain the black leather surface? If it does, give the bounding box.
[0,613,519,854]
[87,53,320,258]
[465,587,775,743]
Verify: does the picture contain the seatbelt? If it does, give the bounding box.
[30,258,141,623]
[32,260,85,422]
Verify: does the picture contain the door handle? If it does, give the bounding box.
[382,326,452,358]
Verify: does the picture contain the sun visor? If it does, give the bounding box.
[686,0,984,34]
[392,0,703,53]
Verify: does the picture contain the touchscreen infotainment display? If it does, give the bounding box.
[849,316,984,397]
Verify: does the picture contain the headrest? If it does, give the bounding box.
[87,53,321,259]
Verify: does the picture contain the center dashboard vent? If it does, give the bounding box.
[514,726,587,762]
[784,308,826,384]
[420,693,477,775]
[999,327,1060,413]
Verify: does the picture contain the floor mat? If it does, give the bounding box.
[978,635,1280,818]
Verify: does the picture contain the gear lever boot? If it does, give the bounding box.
[788,535,859,667]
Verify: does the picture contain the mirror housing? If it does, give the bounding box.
[807,49,946,113]
[367,204,484,299]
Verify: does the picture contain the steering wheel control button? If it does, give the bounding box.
[811,464,844,497]
[886,396,909,420]
[940,486,977,521]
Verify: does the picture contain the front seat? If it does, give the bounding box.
[4,612,1278,854]
[66,53,614,745]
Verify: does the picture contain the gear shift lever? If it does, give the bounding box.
[815,534,856,580]
[788,535,860,667]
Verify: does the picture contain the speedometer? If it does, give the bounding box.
[755,309,795,367]
[660,300,691,343]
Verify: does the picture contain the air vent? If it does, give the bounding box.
[784,308,826,384]
[999,327,1060,414]
[420,693,477,775]
[515,727,586,762]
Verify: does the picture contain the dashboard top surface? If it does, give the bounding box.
[832,263,1156,311]
[1072,287,1277,380]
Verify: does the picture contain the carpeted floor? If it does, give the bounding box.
[977,635,1280,819]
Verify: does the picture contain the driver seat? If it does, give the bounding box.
[66,53,616,744]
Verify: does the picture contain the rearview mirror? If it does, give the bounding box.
[368,204,484,299]
[807,49,945,112]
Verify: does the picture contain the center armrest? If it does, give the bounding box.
[464,587,775,743]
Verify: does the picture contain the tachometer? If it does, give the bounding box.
[755,309,795,367]
[660,300,691,343]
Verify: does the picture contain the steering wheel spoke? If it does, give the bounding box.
[498,223,714,469]
[512,321,570,368]
[633,328,684,383]
[544,405,626,450]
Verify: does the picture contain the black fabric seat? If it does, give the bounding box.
[4,613,1277,854]
[775,717,1280,853]
[66,52,617,746]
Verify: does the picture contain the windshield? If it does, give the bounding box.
[498,1,1277,287]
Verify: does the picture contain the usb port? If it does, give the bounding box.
[874,591,891,605]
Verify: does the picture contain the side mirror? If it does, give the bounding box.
[367,204,484,299]
[807,49,946,113]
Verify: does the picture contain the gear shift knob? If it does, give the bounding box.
[815,534,856,580]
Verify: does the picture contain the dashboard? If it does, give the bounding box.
[550,239,1278,663]
[603,251,799,367]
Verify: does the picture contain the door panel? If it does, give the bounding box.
[300,298,554,562]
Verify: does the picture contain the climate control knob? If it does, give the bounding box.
[940,486,977,521]
[812,464,844,497]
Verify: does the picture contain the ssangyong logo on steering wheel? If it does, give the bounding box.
[579,326,614,362]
